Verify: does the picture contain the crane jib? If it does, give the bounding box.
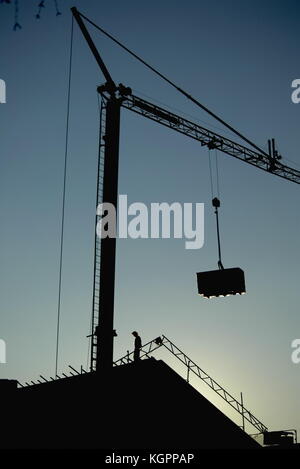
[114,93,300,185]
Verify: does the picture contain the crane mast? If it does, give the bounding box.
[71,7,121,375]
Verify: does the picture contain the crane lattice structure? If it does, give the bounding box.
[119,94,300,184]
[90,97,107,371]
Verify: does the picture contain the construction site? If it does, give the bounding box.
[0,1,300,453]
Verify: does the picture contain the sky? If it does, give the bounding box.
[0,0,299,442]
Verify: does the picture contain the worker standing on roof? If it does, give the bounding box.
[132,331,142,362]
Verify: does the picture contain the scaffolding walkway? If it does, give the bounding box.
[114,334,268,434]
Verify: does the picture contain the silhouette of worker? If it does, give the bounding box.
[132,331,142,362]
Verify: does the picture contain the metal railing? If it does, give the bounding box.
[114,334,268,434]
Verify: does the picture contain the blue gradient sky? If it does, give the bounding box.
[0,0,299,438]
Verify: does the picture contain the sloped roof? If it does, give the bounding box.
[1,357,260,449]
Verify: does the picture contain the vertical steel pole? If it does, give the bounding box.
[271,138,276,158]
[241,392,245,432]
[268,139,272,158]
[96,96,121,373]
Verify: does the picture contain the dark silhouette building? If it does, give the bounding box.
[1,358,260,449]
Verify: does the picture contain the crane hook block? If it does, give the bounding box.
[212,197,220,208]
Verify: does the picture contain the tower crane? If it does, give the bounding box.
[71,7,300,375]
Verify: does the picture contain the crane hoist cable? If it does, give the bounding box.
[55,14,74,378]
[212,196,224,270]
[208,149,214,200]
[208,148,224,270]
[215,149,220,200]
[78,11,269,158]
